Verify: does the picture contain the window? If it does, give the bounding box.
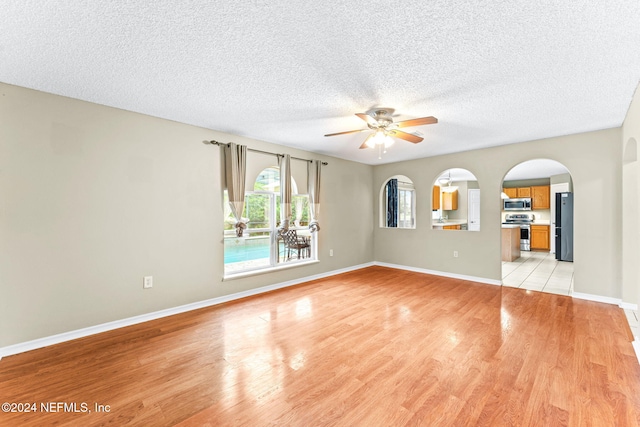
[380,175,416,229]
[224,167,316,275]
[397,187,415,228]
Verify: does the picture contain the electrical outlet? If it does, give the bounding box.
[329,249,334,256]
[143,276,153,289]
[453,251,459,258]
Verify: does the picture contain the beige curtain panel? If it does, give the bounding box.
[308,159,322,232]
[223,142,248,237]
[279,154,292,231]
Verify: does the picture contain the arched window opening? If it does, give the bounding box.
[432,168,480,231]
[380,175,416,229]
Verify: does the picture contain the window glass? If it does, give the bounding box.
[255,167,280,192]
[381,175,416,229]
[246,193,270,229]
[224,167,315,275]
[224,231,271,271]
[398,188,415,228]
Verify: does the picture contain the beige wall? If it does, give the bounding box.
[2,80,636,349]
[373,128,623,298]
[622,82,640,310]
[551,173,574,191]
[0,83,374,347]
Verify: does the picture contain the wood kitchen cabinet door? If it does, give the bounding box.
[531,185,550,209]
[530,225,550,250]
[517,187,531,198]
[503,188,517,198]
[432,185,440,210]
[442,190,458,210]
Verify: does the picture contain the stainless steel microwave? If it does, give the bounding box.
[504,198,532,211]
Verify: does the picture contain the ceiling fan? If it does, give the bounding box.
[324,108,438,149]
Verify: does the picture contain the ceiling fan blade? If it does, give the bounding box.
[395,116,438,128]
[388,130,424,144]
[359,134,374,149]
[355,113,378,126]
[324,128,368,137]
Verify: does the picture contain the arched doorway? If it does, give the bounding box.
[500,159,574,295]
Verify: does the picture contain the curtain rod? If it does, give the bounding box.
[203,140,328,165]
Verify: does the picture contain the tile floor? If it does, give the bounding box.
[502,250,573,295]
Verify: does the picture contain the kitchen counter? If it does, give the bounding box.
[501,226,521,261]
[533,220,550,225]
[433,219,467,226]
[432,219,467,230]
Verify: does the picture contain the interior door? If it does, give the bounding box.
[468,189,480,231]
[550,183,569,253]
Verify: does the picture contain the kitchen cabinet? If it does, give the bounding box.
[443,224,461,230]
[530,225,550,250]
[503,188,517,198]
[503,187,532,198]
[442,190,458,210]
[432,185,440,210]
[531,185,550,209]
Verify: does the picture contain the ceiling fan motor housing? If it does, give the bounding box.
[370,110,393,129]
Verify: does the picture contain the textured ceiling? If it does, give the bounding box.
[1,1,639,165]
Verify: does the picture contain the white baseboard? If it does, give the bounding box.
[373,261,502,286]
[620,302,639,311]
[571,292,622,306]
[633,341,640,365]
[0,262,374,358]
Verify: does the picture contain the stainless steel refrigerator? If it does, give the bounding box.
[555,192,573,262]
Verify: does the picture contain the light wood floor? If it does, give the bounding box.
[2,266,640,426]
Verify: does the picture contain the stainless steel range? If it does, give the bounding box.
[503,213,534,251]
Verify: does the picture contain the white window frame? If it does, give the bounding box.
[397,186,416,229]
[224,172,317,276]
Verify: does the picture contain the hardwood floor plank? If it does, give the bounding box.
[2,266,640,426]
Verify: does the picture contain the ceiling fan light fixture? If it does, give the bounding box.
[365,135,376,148]
[438,170,452,186]
[368,130,388,148]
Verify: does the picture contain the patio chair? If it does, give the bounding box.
[279,229,310,260]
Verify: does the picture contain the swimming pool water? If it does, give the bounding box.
[224,242,271,264]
